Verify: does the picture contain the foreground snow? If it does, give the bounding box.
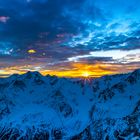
[0,69,140,139]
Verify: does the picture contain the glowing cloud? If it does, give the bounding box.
[28,49,36,54]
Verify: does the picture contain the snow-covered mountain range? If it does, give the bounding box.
[0,69,140,140]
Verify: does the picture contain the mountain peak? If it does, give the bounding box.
[23,71,43,79]
[132,68,140,75]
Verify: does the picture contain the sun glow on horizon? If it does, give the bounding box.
[0,62,140,78]
[82,71,90,77]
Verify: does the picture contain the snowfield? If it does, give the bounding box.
[0,69,140,139]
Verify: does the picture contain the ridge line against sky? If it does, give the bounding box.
[0,0,140,77]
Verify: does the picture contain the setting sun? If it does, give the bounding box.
[82,71,90,77]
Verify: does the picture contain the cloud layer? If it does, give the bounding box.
[0,0,140,77]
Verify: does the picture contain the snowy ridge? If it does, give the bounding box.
[0,69,140,139]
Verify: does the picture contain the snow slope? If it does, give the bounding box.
[0,69,140,139]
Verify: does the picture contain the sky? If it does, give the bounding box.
[0,0,140,77]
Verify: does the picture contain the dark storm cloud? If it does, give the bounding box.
[0,0,86,39]
[0,0,106,53]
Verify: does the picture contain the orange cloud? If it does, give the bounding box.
[0,62,140,78]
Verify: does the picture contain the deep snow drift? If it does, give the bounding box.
[0,69,140,139]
